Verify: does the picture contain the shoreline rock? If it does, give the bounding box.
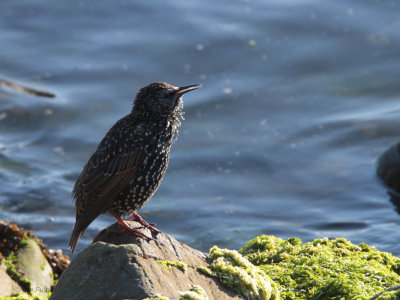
[50,222,242,300]
[0,220,70,299]
[51,224,400,300]
[3,220,400,299]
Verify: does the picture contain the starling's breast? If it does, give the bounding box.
[110,133,173,213]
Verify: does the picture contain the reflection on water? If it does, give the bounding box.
[1,0,400,255]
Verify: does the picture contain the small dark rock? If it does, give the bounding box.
[377,142,400,193]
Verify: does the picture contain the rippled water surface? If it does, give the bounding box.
[1,0,400,255]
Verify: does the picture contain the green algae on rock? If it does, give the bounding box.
[144,284,208,300]
[0,221,70,299]
[233,235,400,299]
[144,295,170,300]
[0,294,48,300]
[179,284,208,300]
[196,266,213,277]
[371,285,400,300]
[0,221,33,261]
[4,253,32,293]
[0,220,69,277]
[207,246,279,300]
[157,260,188,272]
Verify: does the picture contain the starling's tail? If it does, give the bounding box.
[68,222,84,254]
[69,209,100,253]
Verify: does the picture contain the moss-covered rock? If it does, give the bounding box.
[0,263,22,297]
[206,235,400,300]
[208,246,279,300]
[371,285,400,300]
[0,221,69,299]
[49,221,400,299]
[14,239,53,297]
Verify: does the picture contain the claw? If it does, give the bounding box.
[127,211,161,235]
[110,211,152,241]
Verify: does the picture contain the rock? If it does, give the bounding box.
[0,263,23,297]
[50,222,242,300]
[377,142,400,192]
[212,235,400,300]
[0,238,53,298]
[0,220,70,298]
[14,239,53,297]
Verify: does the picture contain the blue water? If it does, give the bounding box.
[1,0,400,256]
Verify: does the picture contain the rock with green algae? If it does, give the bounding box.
[207,246,279,300]
[0,294,48,300]
[158,260,188,272]
[371,285,400,300]
[207,235,400,300]
[0,220,69,299]
[51,221,242,300]
[0,239,52,298]
[14,239,53,296]
[145,284,208,300]
[179,284,208,300]
[144,295,171,300]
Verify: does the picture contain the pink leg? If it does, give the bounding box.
[110,211,152,240]
[128,211,160,235]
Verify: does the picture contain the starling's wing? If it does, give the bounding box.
[69,148,146,253]
[80,148,146,215]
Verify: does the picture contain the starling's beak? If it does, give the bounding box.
[175,84,202,96]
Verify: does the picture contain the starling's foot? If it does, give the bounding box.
[128,211,161,235]
[110,211,152,241]
[127,219,157,227]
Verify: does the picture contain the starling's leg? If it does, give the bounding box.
[110,211,152,240]
[128,211,161,235]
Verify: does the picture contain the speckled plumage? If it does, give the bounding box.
[69,82,200,253]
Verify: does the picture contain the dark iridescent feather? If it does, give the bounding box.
[69,82,200,253]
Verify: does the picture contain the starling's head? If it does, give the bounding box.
[133,82,201,118]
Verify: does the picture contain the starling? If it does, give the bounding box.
[68,82,201,253]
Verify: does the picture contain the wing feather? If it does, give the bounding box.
[70,148,146,251]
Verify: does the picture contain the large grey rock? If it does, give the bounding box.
[51,222,242,300]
